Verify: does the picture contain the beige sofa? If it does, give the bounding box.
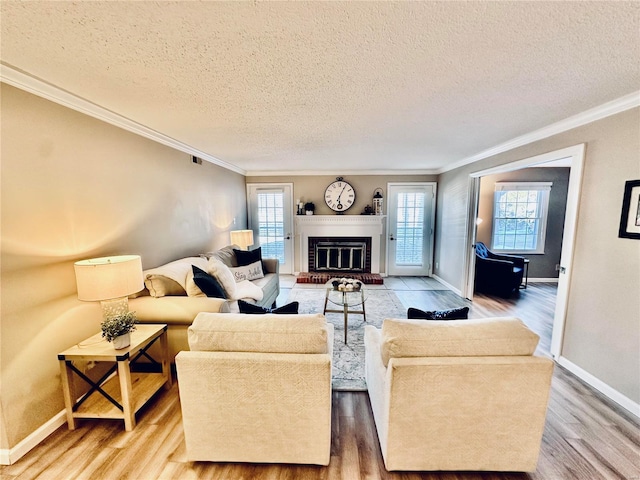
[364,317,554,472]
[176,312,334,465]
[130,245,280,360]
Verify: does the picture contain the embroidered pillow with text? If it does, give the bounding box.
[229,260,264,282]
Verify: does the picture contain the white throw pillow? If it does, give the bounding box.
[229,260,264,282]
[234,280,264,302]
[185,268,206,297]
[207,256,237,299]
[143,256,208,297]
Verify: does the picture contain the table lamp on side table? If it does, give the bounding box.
[230,229,254,251]
[74,255,144,321]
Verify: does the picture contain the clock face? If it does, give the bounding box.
[325,179,356,212]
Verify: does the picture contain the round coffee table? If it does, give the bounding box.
[323,278,368,344]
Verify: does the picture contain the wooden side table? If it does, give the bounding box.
[58,324,171,431]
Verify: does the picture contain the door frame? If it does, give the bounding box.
[462,144,586,359]
[385,182,437,276]
[246,183,295,274]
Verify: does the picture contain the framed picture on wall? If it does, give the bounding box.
[618,179,640,239]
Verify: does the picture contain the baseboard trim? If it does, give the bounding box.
[557,356,640,419]
[0,410,67,465]
[432,275,461,296]
[528,278,559,283]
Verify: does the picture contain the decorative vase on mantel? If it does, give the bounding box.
[112,332,131,349]
[304,202,315,215]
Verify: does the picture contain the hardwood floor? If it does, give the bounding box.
[2,279,638,479]
[390,279,557,354]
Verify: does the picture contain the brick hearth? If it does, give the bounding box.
[296,272,384,285]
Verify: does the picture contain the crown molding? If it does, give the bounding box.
[0,63,246,175]
[3,63,637,178]
[438,90,640,174]
[245,169,439,177]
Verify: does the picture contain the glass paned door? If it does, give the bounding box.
[247,184,293,274]
[387,183,436,276]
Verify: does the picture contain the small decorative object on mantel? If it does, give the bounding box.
[362,205,374,215]
[101,311,137,349]
[332,278,362,292]
[296,198,305,215]
[304,201,316,215]
[373,188,384,215]
[618,179,640,239]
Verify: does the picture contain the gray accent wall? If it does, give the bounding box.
[435,107,640,407]
[476,168,571,279]
[0,84,248,450]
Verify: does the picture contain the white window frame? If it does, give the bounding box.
[247,183,294,274]
[491,182,552,254]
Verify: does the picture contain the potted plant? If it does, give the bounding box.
[101,311,137,349]
[304,201,315,215]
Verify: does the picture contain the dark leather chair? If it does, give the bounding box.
[474,242,525,298]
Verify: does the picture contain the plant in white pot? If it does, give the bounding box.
[101,311,137,349]
[304,201,316,215]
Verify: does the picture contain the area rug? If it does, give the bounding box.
[286,286,406,390]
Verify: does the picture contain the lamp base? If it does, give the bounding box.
[100,297,129,321]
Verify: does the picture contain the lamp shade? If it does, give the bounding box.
[230,230,254,250]
[74,255,144,301]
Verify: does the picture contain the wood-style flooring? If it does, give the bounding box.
[2,279,638,479]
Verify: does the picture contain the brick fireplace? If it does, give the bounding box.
[294,215,385,274]
[309,236,372,273]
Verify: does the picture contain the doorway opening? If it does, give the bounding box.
[463,144,586,360]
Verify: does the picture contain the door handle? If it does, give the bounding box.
[389,234,395,241]
[285,233,291,240]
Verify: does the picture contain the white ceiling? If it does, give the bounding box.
[1,1,639,175]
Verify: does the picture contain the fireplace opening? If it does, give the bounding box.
[309,237,371,273]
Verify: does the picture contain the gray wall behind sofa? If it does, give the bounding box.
[0,84,248,450]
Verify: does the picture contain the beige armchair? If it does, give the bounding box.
[364,317,554,472]
[175,312,333,465]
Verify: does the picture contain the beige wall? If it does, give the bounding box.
[435,108,640,404]
[247,174,437,273]
[0,85,247,449]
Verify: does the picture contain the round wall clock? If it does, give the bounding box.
[324,177,356,213]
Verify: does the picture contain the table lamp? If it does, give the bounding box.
[74,255,144,320]
[230,230,254,251]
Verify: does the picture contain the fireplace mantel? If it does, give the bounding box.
[295,215,386,274]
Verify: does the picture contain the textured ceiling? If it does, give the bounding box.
[1,1,639,174]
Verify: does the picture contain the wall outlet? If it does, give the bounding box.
[435,262,439,269]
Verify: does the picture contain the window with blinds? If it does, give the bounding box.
[491,182,552,253]
[257,191,285,263]
[395,192,425,265]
